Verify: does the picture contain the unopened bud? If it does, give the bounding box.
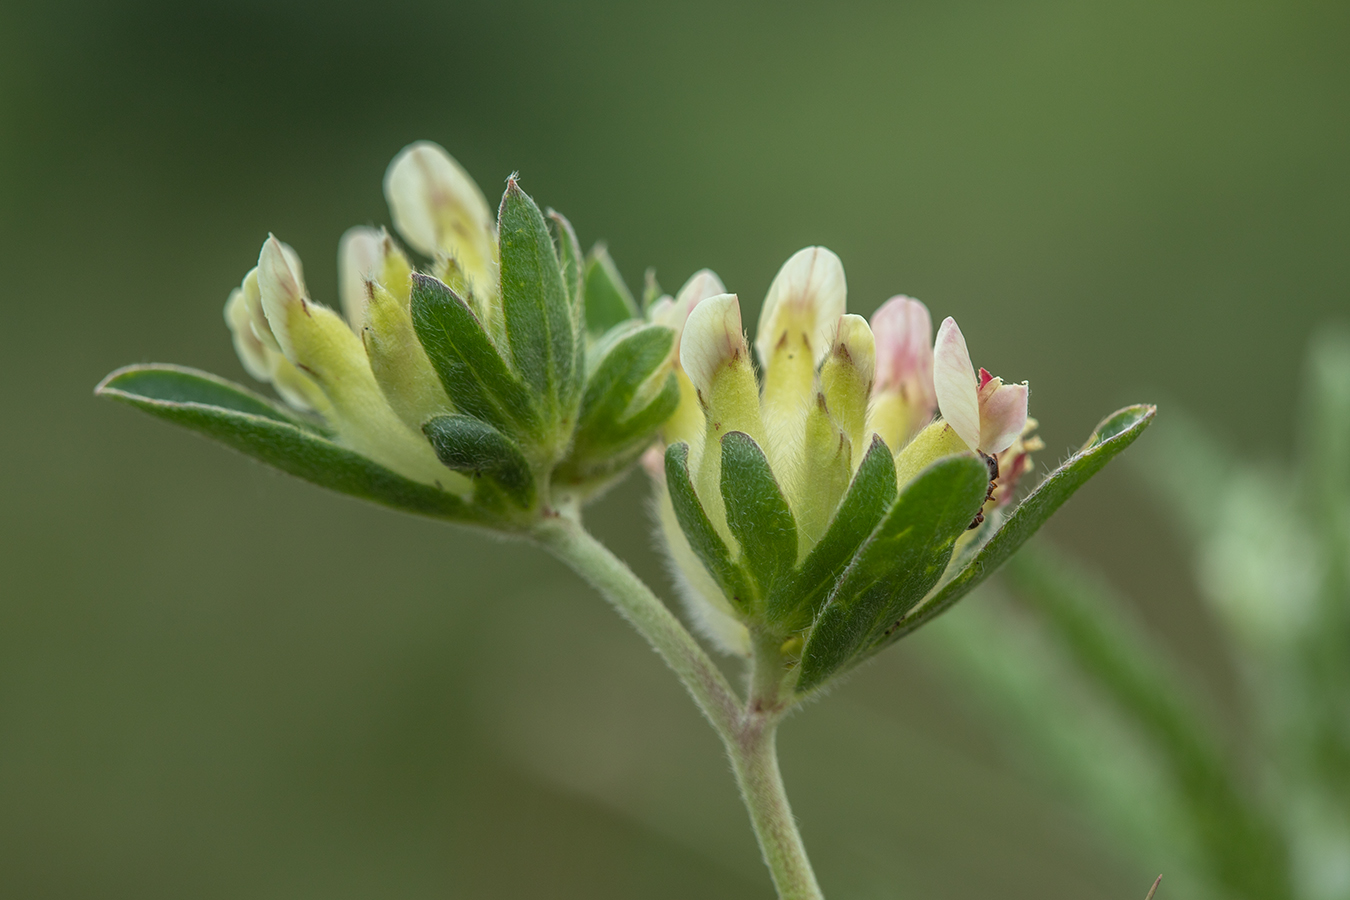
[755,247,846,452]
[257,236,454,487]
[650,269,727,447]
[681,293,765,529]
[339,227,414,329]
[384,141,496,296]
[867,296,935,450]
[819,313,875,468]
[363,282,453,432]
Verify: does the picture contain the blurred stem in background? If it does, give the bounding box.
[929,331,1350,900]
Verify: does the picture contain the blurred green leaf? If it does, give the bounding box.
[423,414,536,509]
[97,365,486,524]
[882,403,1156,645]
[1299,330,1350,807]
[768,435,897,631]
[583,244,639,335]
[498,178,575,410]
[926,591,1206,898]
[1004,543,1293,900]
[720,431,798,603]
[798,453,989,692]
[641,268,663,310]
[410,273,540,438]
[665,441,755,613]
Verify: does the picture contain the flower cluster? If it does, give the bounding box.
[100,142,680,526]
[646,248,1044,684]
[97,140,1150,697]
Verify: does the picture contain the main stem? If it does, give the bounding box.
[532,516,824,900]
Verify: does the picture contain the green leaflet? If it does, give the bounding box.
[410,273,540,438]
[552,322,679,489]
[797,453,989,692]
[96,365,486,525]
[573,323,675,452]
[423,414,536,510]
[498,178,575,411]
[548,210,585,318]
[878,403,1156,647]
[720,432,798,604]
[96,363,327,432]
[665,442,755,613]
[548,209,587,407]
[767,435,897,630]
[583,244,639,335]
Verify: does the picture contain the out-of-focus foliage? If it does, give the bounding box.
[930,332,1350,900]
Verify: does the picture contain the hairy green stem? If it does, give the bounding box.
[532,515,823,900]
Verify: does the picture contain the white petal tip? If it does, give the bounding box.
[932,316,980,450]
[755,246,847,365]
[680,293,746,395]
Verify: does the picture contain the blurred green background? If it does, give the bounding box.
[2,0,1346,897]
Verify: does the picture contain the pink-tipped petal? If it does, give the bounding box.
[871,296,933,395]
[932,316,981,451]
[978,380,1029,454]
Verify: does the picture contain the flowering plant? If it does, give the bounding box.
[98,141,1153,899]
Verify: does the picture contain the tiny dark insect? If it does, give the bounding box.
[967,451,1000,530]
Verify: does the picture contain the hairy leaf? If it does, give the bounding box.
[768,435,897,630]
[798,453,989,692]
[498,179,574,408]
[665,442,755,613]
[424,414,535,509]
[720,431,797,603]
[410,273,539,437]
[583,244,639,335]
[879,403,1156,646]
[97,365,486,524]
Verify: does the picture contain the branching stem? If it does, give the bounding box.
[532,515,824,900]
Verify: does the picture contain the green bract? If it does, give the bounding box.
[97,142,676,530]
[661,404,1153,695]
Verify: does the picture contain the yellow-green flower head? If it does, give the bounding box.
[105,139,681,529]
[648,247,1034,657]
